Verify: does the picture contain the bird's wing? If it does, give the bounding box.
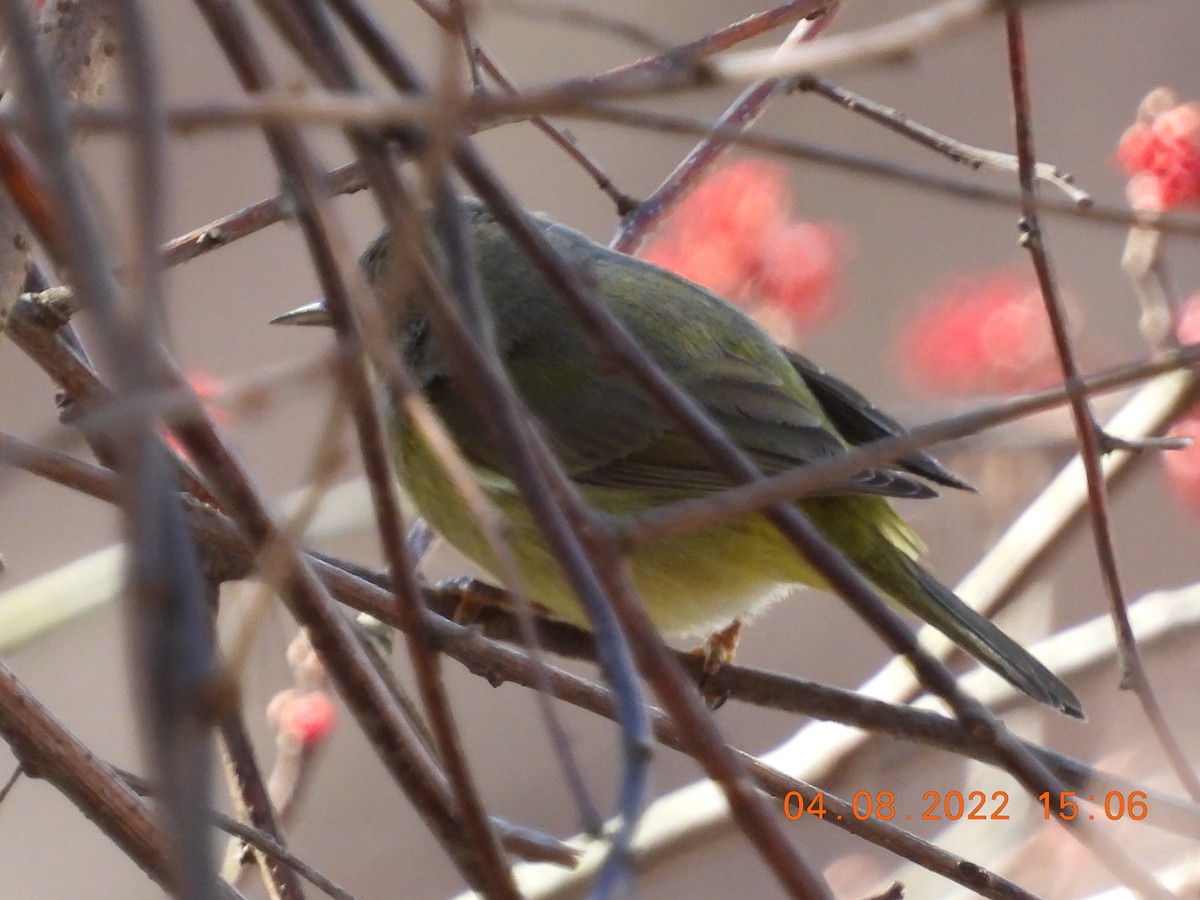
[421,326,675,479]
[440,214,950,501]
[570,353,942,500]
[782,348,975,493]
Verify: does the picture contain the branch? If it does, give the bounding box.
[711,0,1083,83]
[1004,7,1200,818]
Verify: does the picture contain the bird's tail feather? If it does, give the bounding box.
[893,560,1083,718]
[798,495,1081,717]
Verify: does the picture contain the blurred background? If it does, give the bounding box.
[1,0,1199,897]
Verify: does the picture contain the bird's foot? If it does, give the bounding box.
[436,576,510,624]
[437,576,554,627]
[692,619,742,709]
[700,619,742,674]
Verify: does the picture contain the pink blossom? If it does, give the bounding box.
[1117,89,1200,211]
[898,271,1062,396]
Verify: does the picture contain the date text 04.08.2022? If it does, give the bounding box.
[782,790,1149,822]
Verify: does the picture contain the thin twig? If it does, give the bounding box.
[474,52,638,215]
[712,0,1079,84]
[209,805,355,900]
[2,3,222,897]
[17,96,1196,283]
[187,1,501,892]
[1003,9,1200,810]
[626,343,1200,544]
[417,5,615,834]
[563,103,1200,232]
[218,393,353,887]
[218,372,350,889]
[490,0,671,53]
[329,3,835,894]
[561,0,833,89]
[0,764,22,806]
[796,74,1090,205]
[612,5,840,252]
[0,657,188,894]
[217,696,307,900]
[118,768,357,900]
[10,428,1200,898]
[244,1,518,893]
[158,162,368,269]
[1123,224,1179,352]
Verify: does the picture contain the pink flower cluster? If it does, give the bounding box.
[1164,293,1200,513]
[1119,91,1200,513]
[267,689,338,747]
[897,271,1061,397]
[1117,88,1200,211]
[641,159,843,332]
[266,630,338,748]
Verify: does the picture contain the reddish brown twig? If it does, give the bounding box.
[0,657,180,893]
[611,4,841,252]
[1003,9,1200,817]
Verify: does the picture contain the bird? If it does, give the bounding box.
[274,197,1082,718]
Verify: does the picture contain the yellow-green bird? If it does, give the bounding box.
[277,197,1082,718]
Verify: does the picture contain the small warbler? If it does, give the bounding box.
[275,198,1082,718]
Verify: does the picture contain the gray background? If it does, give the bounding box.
[1,1,1199,897]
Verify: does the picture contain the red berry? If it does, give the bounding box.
[275,690,338,747]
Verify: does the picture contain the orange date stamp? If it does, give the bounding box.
[782,790,1148,823]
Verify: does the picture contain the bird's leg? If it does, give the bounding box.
[435,576,511,624]
[689,620,742,709]
[700,618,743,675]
[436,576,553,625]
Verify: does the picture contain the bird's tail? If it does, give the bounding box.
[801,495,1082,717]
[891,558,1083,718]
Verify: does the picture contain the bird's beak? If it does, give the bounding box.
[270,299,331,327]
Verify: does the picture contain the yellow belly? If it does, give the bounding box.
[394,424,919,637]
